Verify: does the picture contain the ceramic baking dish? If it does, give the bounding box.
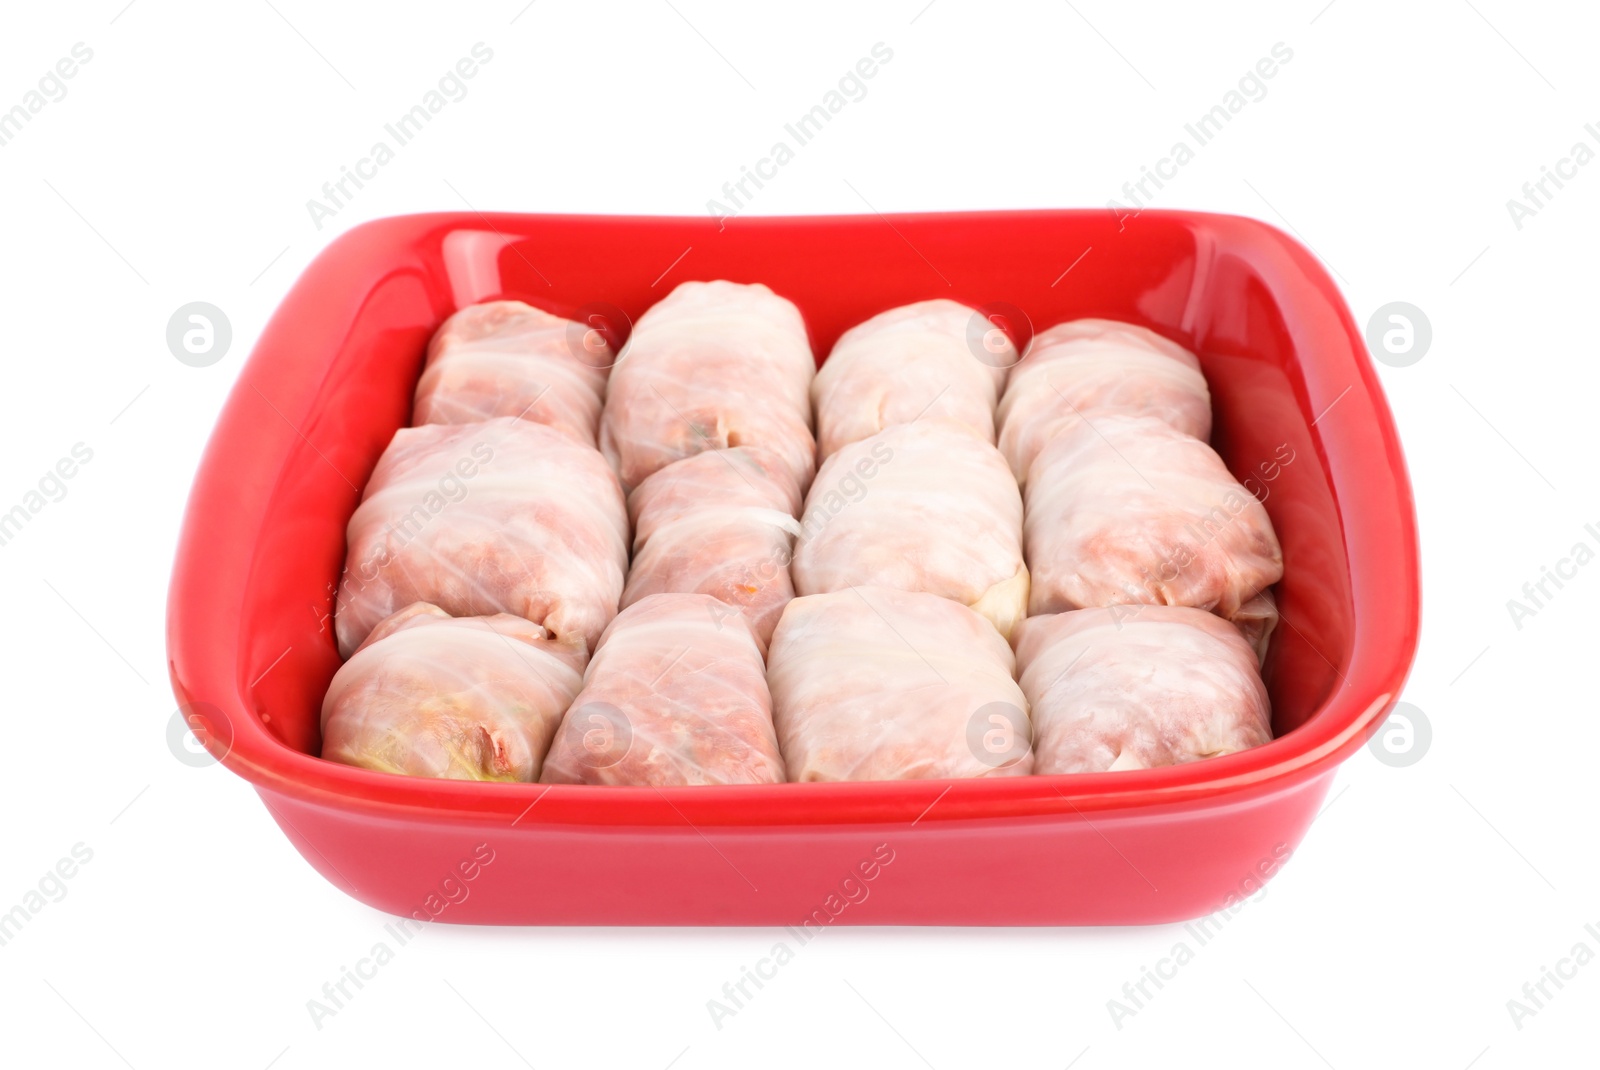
[166,209,1419,925]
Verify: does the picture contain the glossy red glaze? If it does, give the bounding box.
[167,210,1419,925]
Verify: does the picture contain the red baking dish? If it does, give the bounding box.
[166,209,1419,925]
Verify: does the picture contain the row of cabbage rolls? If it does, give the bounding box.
[322,282,1280,784]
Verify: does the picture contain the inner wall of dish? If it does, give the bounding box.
[239,214,1354,758]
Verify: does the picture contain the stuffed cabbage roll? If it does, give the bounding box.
[599,280,817,491]
[812,299,1008,460]
[1024,414,1281,621]
[335,417,629,657]
[791,419,1028,637]
[413,300,612,444]
[622,446,803,645]
[769,587,1032,781]
[997,318,1211,485]
[1012,605,1271,774]
[541,593,785,786]
[322,603,586,781]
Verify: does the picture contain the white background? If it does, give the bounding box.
[1,1,1595,1066]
